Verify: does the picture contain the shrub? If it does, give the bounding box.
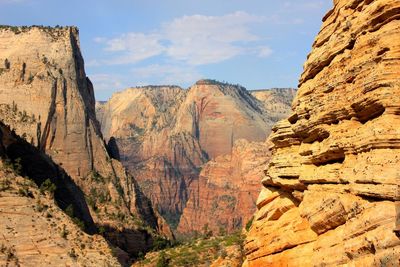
[245,216,254,231]
[156,251,169,267]
[152,236,171,251]
[60,224,69,239]
[40,179,56,196]
[18,186,34,198]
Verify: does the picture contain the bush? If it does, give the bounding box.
[18,187,33,198]
[156,251,169,267]
[40,179,56,196]
[60,224,69,239]
[245,216,254,231]
[152,236,171,251]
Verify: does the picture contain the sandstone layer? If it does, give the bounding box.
[177,139,269,235]
[244,0,400,266]
[0,26,169,260]
[97,81,294,228]
[0,121,121,266]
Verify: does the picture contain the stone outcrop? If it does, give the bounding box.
[0,121,121,266]
[0,171,120,267]
[177,139,269,235]
[244,0,400,266]
[0,26,169,260]
[97,82,295,228]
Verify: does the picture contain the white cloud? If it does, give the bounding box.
[257,46,273,58]
[101,33,165,64]
[131,64,203,85]
[96,11,271,66]
[162,11,263,65]
[89,73,125,91]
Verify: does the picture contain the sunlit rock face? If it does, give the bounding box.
[177,139,270,235]
[244,0,400,266]
[0,26,170,258]
[96,81,295,228]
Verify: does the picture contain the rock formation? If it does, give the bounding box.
[251,88,297,123]
[244,0,400,266]
[0,26,169,261]
[97,81,295,228]
[0,122,120,266]
[177,139,269,235]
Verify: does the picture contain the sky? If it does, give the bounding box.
[0,0,333,100]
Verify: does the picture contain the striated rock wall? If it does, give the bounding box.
[177,139,270,235]
[97,82,293,228]
[244,0,400,266]
[0,26,169,259]
[0,121,121,266]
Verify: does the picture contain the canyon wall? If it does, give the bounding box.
[244,0,400,266]
[97,82,295,229]
[0,26,169,259]
[0,122,121,266]
[177,139,269,235]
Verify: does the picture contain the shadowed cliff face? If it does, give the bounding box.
[96,82,296,229]
[245,0,400,266]
[0,26,171,260]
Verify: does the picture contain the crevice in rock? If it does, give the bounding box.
[288,113,299,125]
[351,101,385,124]
[312,151,345,167]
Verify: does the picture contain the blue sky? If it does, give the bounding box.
[0,0,333,100]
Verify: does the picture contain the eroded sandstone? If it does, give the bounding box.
[244,0,400,265]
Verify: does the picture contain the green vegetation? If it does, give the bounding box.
[156,251,169,267]
[245,216,254,231]
[136,231,245,266]
[60,224,69,239]
[27,73,34,84]
[0,177,11,192]
[17,186,34,198]
[39,179,56,196]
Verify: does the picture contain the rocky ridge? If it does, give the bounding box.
[96,81,295,230]
[0,25,170,262]
[244,0,400,266]
[96,80,291,229]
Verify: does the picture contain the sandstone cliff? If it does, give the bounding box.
[244,0,400,266]
[0,26,169,260]
[0,122,120,266]
[97,82,294,229]
[177,139,269,235]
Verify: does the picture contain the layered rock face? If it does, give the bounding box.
[245,0,400,266]
[177,139,270,235]
[0,171,120,267]
[0,121,120,266]
[97,81,292,227]
[0,26,168,259]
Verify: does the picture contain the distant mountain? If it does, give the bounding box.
[96,81,296,231]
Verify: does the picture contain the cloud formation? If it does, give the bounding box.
[97,11,271,66]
